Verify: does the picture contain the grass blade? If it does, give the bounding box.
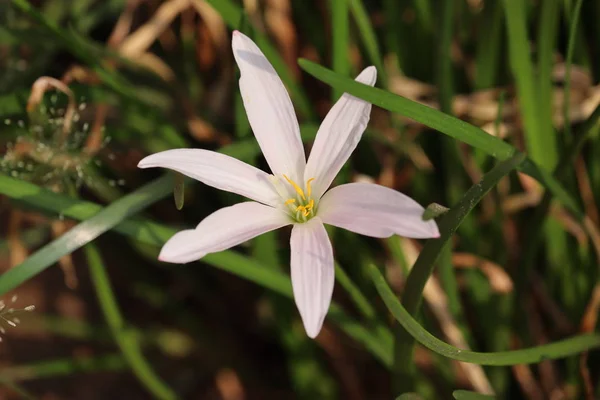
[84,244,177,400]
[537,0,560,145]
[502,0,558,170]
[0,174,173,295]
[370,264,600,365]
[347,0,387,86]
[393,153,526,391]
[563,0,584,141]
[474,1,503,89]
[0,354,127,381]
[330,0,350,100]
[298,59,583,218]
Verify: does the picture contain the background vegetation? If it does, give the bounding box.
[1,0,600,399]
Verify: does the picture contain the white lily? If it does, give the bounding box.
[138,31,439,338]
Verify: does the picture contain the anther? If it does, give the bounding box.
[283,175,306,200]
[306,178,315,198]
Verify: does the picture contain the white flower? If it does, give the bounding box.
[138,31,439,338]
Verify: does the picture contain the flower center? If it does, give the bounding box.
[282,175,316,222]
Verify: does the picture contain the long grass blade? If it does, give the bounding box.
[298,60,583,218]
[0,174,173,295]
[370,265,600,365]
[393,153,526,391]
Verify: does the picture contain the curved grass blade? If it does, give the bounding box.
[370,264,600,365]
[85,244,177,400]
[0,174,173,295]
[298,59,583,218]
[393,153,526,390]
[0,176,392,367]
[453,390,496,400]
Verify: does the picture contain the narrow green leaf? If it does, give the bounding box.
[331,0,350,100]
[0,174,173,295]
[85,244,177,400]
[298,59,583,218]
[453,390,496,400]
[347,0,387,86]
[503,0,557,169]
[370,264,600,365]
[0,353,127,381]
[537,0,560,146]
[0,376,36,400]
[563,0,584,141]
[474,1,503,89]
[394,153,526,390]
[437,0,454,114]
[335,263,377,321]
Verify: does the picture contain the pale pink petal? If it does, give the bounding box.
[318,183,440,239]
[159,202,291,264]
[138,149,280,207]
[304,67,377,199]
[289,218,334,338]
[232,31,305,182]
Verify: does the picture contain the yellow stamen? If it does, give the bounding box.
[283,174,306,200]
[306,178,315,198]
[284,198,296,206]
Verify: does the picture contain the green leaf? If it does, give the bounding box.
[453,390,496,400]
[562,0,584,141]
[503,0,557,169]
[330,0,350,101]
[1,353,126,381]
[298,59,583,219]
[370,264,600,365]
[393,153,526,391]
[85,244,177,400]
[0,174,173,295]
[347,0,387,86]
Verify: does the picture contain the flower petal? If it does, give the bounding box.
[232,31,305,182]
[318,183,440,238]
[304,67,377,199]
[289,217,334,338]
[138,149,280,207]
[159,202,291,264]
